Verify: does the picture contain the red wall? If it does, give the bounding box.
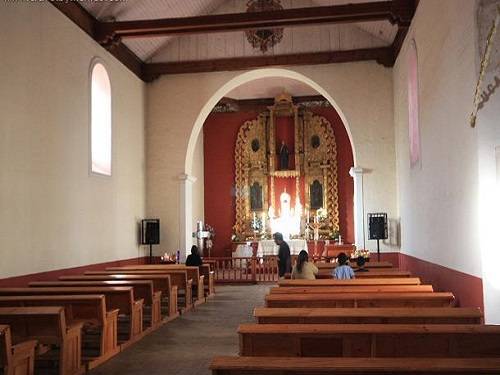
[203,108,354,256]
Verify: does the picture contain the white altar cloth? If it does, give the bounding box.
[233,244,254,258]
[257,239,308,257]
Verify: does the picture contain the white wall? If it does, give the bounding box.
[191,132,205,231]
[147,63,398,253]
[393,0,481,277]
[476,0,500,323]
[0,3,146,278]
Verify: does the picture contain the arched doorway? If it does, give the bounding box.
[180,68,365,257]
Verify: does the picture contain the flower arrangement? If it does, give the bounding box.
[250,215,263,232]
[204,224,216,239]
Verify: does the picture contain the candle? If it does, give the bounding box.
[261,212,266,230]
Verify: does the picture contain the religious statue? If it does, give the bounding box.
[310,180,323,209]
[250,182,263,210]
[279,140,289,170]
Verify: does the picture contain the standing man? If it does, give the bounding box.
[274,232,291,278]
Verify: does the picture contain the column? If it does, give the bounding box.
[179,173,197,262]
[349,167,365,250]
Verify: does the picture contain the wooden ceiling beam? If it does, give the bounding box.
[49,1,144,80]
[214,95,330,112]
[95,1,414,43]
[143,48,393,81]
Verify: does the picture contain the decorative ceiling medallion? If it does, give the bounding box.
[245,0,284,53]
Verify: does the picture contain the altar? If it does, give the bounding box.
[257,239,308,257]
[230,93,343,251]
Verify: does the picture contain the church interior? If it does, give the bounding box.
[1,0,500,374]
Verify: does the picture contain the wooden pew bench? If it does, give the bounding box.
[210,356,500,374]
[107,265,206,305]
[269,285,433,294]
[0,287,143,344]
[0,295,119,369]
[278,278,421,287]
[316,261,393,270]
[0,307,84,375]
[317,270,412,279]
[253,307,484,324]
[265,292,455,308]
[0,324,36,375]
[238,323,500,358]
[33,280,162,328]
[78,273,179,319]
[103,269,193,312]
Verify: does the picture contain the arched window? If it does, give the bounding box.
[408,39,420,168]
[90,62,112,176]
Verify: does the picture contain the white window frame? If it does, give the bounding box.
[89,58,113,177]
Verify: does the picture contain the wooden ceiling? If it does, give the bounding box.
[50,0,417,82]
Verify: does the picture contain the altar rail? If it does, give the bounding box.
[204,257,279,283]
[204,256,331,284]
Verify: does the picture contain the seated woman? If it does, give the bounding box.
[291,250,318,280]
[332,252,355,279]
[185,245,203,267]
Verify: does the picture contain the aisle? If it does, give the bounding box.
[88,284,269,375]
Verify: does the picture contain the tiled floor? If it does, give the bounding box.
[88,284,270,375]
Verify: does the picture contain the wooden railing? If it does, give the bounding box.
[204,257,279,283]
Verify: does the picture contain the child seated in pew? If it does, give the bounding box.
[354,256,369,272]
[332,252,355,279]
[291,250,318,280]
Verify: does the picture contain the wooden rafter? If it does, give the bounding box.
[49,0,417,81]
[143,48,393,81]
[95,1,415,43]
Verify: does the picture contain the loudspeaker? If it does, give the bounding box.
[141,219,160,245]
[368,213,388,240]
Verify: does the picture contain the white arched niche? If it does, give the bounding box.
[180,68,365,256]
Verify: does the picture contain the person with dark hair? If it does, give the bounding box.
[332,252,355,279]
[274,232,291,278]
[291,250,318,280]
[185,245,202,267]
[355,256,369,272]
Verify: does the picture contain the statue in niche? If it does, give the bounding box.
[310,180,323,209]
[278,140,289,170]
[250,182,263,210]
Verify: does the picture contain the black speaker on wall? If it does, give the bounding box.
[142,219,160,245]
[368,213,388,240]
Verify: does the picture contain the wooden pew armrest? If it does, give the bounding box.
[66,322,84,336]
[12,339,37,356]
[106,308,120,319]
[134,298,145,308]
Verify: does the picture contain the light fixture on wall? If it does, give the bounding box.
[245,0,284,53]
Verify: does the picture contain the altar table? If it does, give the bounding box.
[257,239,308,257]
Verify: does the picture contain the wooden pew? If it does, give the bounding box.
[70,273,179,319]
[102,269,193,311]
[269,285,434,294]
[210,356,500,375]
[107,265,206,304]
[278,278,421,287]
[0,287,143,343]
[265,292,455,308]
[318,270,412,278]
[253,307,484,324]
[32,279,162,327]
[0,324,36,375]
[238,323,500,358]
[0,307,84,375]
[316,261,393,270]
[200,264,215,296]
[0,295,119,369]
